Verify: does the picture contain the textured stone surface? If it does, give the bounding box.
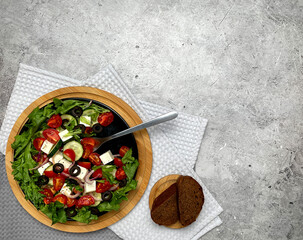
[0,0,302,239]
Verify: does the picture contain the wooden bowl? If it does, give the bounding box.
[5,86,153,232]
[149,174,185,229]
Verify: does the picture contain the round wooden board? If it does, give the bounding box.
[149,174,185,229]
[5,86,153,233]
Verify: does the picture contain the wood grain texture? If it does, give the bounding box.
[149,174,185,229]
[5,86,153,232]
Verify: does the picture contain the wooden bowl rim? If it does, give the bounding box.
[5,86,153,233]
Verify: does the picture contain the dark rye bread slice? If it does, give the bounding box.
[177,176,204,226]
[151,183,179,225]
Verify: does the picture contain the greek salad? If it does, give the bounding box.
[11,98,139,224]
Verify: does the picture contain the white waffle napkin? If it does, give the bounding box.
[0,64,223,239]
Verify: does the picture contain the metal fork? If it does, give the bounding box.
[92,111,178,151]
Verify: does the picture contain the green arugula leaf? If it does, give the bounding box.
[71,206,98,223]
[80,116,91,125]
[92,165,118,184]
[121,149,139,180]
[40,201,67,225]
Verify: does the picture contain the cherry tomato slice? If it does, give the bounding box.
[84,127,93,135]
[33,153,48,164]
[114,158,123,167]
[116,167,127,180]
[81,137,95,147]
[82,145,94,159]
[53,194,67,205]
[53,175,65,191]
[92,168,102,179]
[78,195,95,206]
[44,170,57,178]
[42,129,60,144]
[96,179,112,193]
[119,146,130,157]
[43,197,52,205]
[63,149,76,161]
[47,114,62,128]
[98,112,114,127]
[33,137,45,151]
[88,152,102,166]
[77,161,91,169]
[66,197,77,208]
[40,188,54,198]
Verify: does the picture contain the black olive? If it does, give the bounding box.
[101,191,113,202]
[92,123,103,133]
[74,124,85,134]
[69,165,81,177]
[66,179,78,185]
[65,207,77,218]
[90,207,100,216]
[36,175,49,186]
[53,163,64,174]
[119,178,127,188]
[71,106,83,118]
[61,119,69,129]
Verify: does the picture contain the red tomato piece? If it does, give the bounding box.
[52,194,67,205]
[82,145,93,159]
[40,188,54,198]
[84,127,93,134]
[47,114,62,128]
[114,158,123,167]
[77,161,91,169]
[63,149,76,161]
[42,129,60,144]
[96,179,112,193]
[33,137,45,151]
[81,137,95,147]
[116,167,127,180]
[53,175,65,191]
[98,112,114,127]
[88,152,102,166]
[92,168,102,179]
[78,195,95,206]
[119,146,130,157]
[66,197,77,208]
[43,197,52,205]
[44,170,57,178]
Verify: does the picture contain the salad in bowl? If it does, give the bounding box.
[11,98,139,225]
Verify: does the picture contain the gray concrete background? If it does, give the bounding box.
[1,0,303,239]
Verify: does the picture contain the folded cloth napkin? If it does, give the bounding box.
[0,64,223,240]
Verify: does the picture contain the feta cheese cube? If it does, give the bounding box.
[58,158,72,169]
[84,180,96,194]
[77,165,88,181]
[40,140,54,154]
[38,162,51,175]
[58,129,73,142]
[79,116,91,127]
[60,183,72,196]
[100,150,114,165]
[50,151,64,164]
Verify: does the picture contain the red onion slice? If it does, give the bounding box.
[63,191,81,199]
[29,156,49,171]
[113,154,120,158]
[84,170,95,184]
[61,172,84,187]
[109,184,119,191]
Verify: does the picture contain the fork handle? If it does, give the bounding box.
[108,111,178,141]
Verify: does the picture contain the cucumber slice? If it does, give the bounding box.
[63,141,83,161]
[90,192,102,207]
[45,164,53,172]
[48,140,63,158]
[82,109,99,123]
[61,114,77,128]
